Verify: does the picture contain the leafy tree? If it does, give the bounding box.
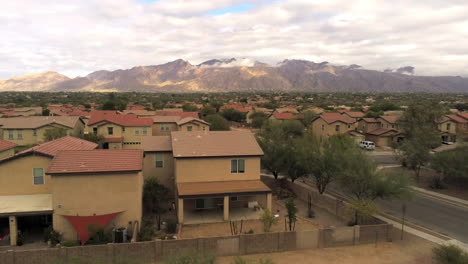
[83,103,91,109]
[42,109,50,116]
[301,110,318,127]
[44,127,67,141]
[209,101,223,112]
[102,101,116,110]
[398,101,444,182]
[284,139,308,182]
[143,177,169,230]
[256,122,290,179]
[204,114,230,131]
[200,106,216,117]
[285,198,297,231]
[250,112,268,129]
[431,146,468,187]
[280,120,304,138]
[260,209,278,232]
[432,244,468,264]
[221,108,246,122]
[182,103,198,112]
[82,133,105,144]
[369,102,400,112]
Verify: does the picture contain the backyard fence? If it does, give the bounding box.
[0,224,392,264]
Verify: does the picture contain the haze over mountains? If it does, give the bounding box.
[1,59,467,93]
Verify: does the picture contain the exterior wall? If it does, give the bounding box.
[2,123,81,146]
[365,135,392,147]
[175,156,261,183]
[89,123,151,144]
[152,123,178,136]
[178,122,209,132]
[122,126,151,143]
[0,155,52,195]
[377,118,399,130]
[142,152,175,192]
[310,118,355,138]
[357,121,380,133]
[0,148,15,160]
[51,172,143,241]
[438,120,457,134]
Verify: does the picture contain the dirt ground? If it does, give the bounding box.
[217,230,437,264]
[180,197,342,239]
[383,167,468,201]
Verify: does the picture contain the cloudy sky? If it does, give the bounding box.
[1,0,467,79]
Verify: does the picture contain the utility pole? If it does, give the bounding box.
[401,203,406,240]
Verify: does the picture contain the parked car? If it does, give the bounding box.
[359,141,375,150]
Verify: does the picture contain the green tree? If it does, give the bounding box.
[182,103,199,112]
[204,114,230,131]
[260,209,278,232]
[301,110,318,127]
[42,108,50,116]
[82,133,105,144]
[143,177,169,230]
[432,244,468,264]
[431,146,468,187]
[280,120,304,138]
[285,198,297,231]
[398,101,444,182]
[221,108,246,122]
[256,122,290,179]
[209,101,223,112]
[102,101,116,110]
[249,112,269,129]
[200,106,216,117]
[44,127,67,141]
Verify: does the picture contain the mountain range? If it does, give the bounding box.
[1,59,467,93]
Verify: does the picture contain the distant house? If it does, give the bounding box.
[342,111,365,122]
[0,116,85,145]
[0,140,16,160]
[377,115,400,130]
[276,105,299,114]
[220,104,252,113]
[0,107,42,117]
[310,113,356,138]
[365,128,401,147]
[357,118,381,133]
[436,115,458,142]
[150,116,209,136]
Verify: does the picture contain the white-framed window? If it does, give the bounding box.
[107,127,114,136]
[143,127,148,136]
[8,130,13,140]
[160,124,170,131]
[231,159,245,173]
[187,126,193,131]
[155,153,164,168]
[17,130,23,140]
[33,168,45,185]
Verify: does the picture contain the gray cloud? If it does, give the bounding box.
[0,0,467,79]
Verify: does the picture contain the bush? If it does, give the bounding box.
[138,220,155,241]
[429,177,446,190]
[432,244,468,264]
[86,225,112,245]
[244,229,254,235]
[166,219,177,234]
[260,209,277,232]
[232,256,247,264]
[61,240,80,247]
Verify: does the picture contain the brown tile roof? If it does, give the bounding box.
[0,140,16,152]
[88,114,152,127]
[446,114,468,123]
[177,180,271,197]
[171,131,264,158]
[344,112,365,118]
[18,136,98,157]
[367,128,398,136]
[176,117,210,126]
[0,116,81,129]
[141,136,172,152]
[122,110,156,116]
[319,113,355,124]
[47,149,143,174]
[361,118,379,123]
[154,111,199,119]
[378,115,399,124]
[149,116,182,123]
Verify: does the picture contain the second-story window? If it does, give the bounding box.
[33,168,45,185]
[107,127,114,136]
[33,129,37,136]
[335,125,340,132]
[321,124,324,131]
[17,130,23,140]
[155,153,164,168]
[160,124,169,131]
[231,159,245,173]
[446,123,451,130]
[135,128,140,136]
[93,127,98,135]
[8,130,13,140]
[187,126,193,131]
[143,127,148,136]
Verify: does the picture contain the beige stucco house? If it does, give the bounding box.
[0,140,16,160]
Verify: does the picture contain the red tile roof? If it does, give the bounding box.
[141,136,172,152]
[272,113,300,120]
[361,118,379,123]
[367,128,398,136]
[0,140,16,152]
[154,111,199,119]
[88,114,152,127]
[319,113,355,124]
[344,112,365,118]
[378,115,399,124]
[456,113,468,122]
[47,149,143,174]
[17,136,98,157]
[68,109,90,117]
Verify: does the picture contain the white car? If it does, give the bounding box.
[359,141,375,150]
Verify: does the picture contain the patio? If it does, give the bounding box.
[184,206,264,225]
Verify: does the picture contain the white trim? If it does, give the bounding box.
[32,168,45,185]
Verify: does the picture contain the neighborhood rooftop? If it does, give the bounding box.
[17,136,98,157]
[140,136,172,152]
[0,116,81,129]
[47,149,144,174]
[171,131,264,158]
[0,140,16,152]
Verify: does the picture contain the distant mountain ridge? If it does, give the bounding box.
[1,59,467,93]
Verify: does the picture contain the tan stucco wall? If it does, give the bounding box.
[357,121,380,133]
[88,122,151,144]
[152,123,178,136]
[0,155,52,195]
[2,122,83,146]
[0,148,15,160]
[366,135,392,147]
[438,120,457,134]
[310,118,355,138]
[175,156,261,183]
[377,118,399,130]
[143,152,175,192]
[51,172,143,241]
[178,122,209,132]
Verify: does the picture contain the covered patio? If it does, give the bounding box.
[176,180,272,225]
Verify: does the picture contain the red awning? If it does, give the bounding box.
[62,212,121,245]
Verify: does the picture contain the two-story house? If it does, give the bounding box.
[377,115,400,130]
[437,115,458,143]
[0,137,97,245]
[86,114,153,149]
[150,116,210,136]
[0,116,84,146]
[171,131,271,224]
[357,118,381,133]
[310,113,357,138]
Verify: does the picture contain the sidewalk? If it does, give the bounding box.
[411,186,468,208]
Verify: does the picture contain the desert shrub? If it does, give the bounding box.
[429,177,446,190]
[138,220,155,241]
[61,240,80,247]
[244,229,254,235]
[432,244,468,264]
[260,209,277,232]
[86,225,112,245]
[232,256,248,264]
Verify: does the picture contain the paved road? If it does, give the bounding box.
[367,151,468,243]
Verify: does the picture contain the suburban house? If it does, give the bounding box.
[377,115,400,130]
[436,115,458,143]
[150,116,210,136]
[310,112,356,138]
[85,113,153,149]
[0,140,16,160]
[171,131,272,224]
[0,136,98,246]
[0,107,42,117]
[445,114,468,137]
[46,149,144,244]
[341,111,365,122]
[357,118,381,134]
[276,105,299,114]
[153,111,199,119]
[141,136,174,193]
[0,116,85,145]
[365,128,401,148]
